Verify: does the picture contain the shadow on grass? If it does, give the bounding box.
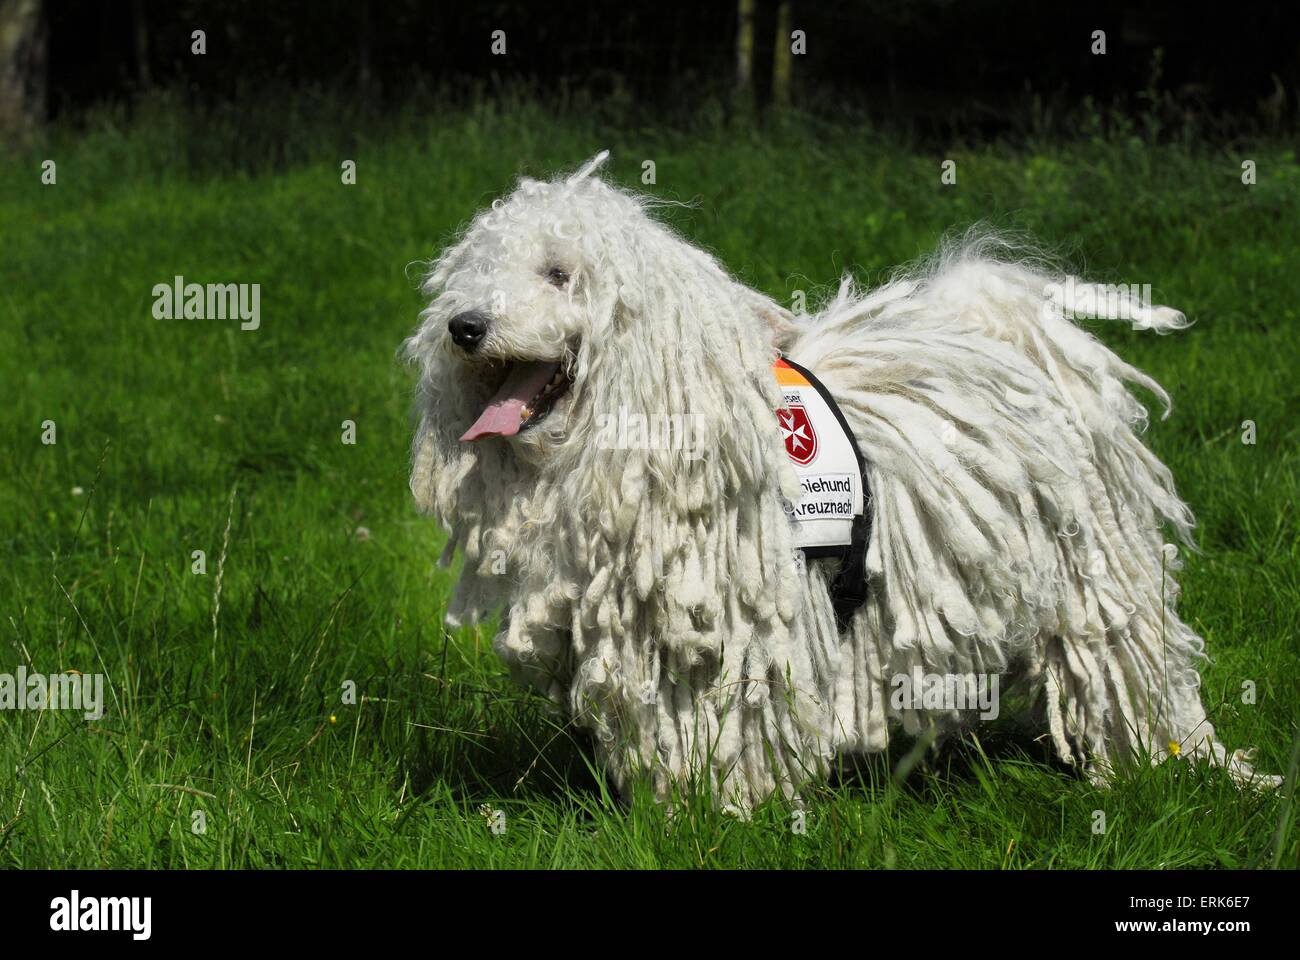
[830,714,1075,802]
[395,660,1082,811]
[398,682,603,806]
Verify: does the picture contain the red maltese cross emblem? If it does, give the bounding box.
[778,404,818,465]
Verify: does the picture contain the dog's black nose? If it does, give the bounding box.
[448,311,489,351]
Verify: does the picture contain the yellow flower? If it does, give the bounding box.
[1167,740,1182,757]
[329,715,338,725]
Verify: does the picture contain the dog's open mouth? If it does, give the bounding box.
[460,359,574,441]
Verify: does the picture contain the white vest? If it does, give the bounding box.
[773,356,871,626]
[773,357,865,553]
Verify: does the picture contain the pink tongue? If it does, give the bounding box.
[460,360,561,441]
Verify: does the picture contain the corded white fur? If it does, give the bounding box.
[405,155,1277,810]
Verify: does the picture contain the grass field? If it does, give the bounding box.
[1,99,1297,868]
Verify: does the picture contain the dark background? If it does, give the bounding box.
[25,0,1300,141]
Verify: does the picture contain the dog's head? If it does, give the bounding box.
[408,151,795,456]
[405,153,801,638]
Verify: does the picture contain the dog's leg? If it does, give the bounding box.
[1036,623,1281,788]
[568,626,840,814]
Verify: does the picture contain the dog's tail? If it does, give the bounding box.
[783,234,1279,788]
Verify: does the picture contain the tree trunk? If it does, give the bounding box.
[772,0,792,107]
[358,0,373,100]
[132,0,151,90]
[735,0,755,94]
[0,0,46,143]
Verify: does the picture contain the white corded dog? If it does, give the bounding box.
[405,153,1275,810]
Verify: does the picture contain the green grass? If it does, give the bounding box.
[1,100,1298,868]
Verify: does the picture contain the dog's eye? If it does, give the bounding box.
[544,266,570,287]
